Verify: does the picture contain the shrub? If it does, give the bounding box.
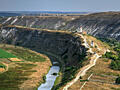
[43,76,46,82]
[115,77,120,84]
[95,45,97,48]
[79,76,82,79]
[103,59,109,62]
[110,60,120,70]
[104,52,118,60]
[52,73,57,76]
[104,52,113,58]
[0,63,6,69]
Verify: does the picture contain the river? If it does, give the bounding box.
[38,63,60,90]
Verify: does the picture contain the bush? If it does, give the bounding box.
[43,76,46,82]
[103,59,109,62]
[111,55,119,60]
[52,73,57,76]
[79,76,82,79]
[95,45,97,48]
[110,60,120,70]
[104,52,113,58]
[0,63,6,69]
[115,77,120,84]
[104,52,119,60]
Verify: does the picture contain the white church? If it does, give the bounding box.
[77,27,83,33]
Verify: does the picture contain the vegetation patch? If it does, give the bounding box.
[80,79,89,82]
[0,48,16,58]
[0,63,6,69]
[0,63,36,90]
[115,77,120,84]
[2,47,46,62]
[101,38,120,70]
[54,54,87,89]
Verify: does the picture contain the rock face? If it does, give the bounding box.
[0,16,69,30]
[62,12,120,41]
[1,12,120,41]
[0,26,86,66]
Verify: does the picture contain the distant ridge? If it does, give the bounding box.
[0,12,21,17]
[7,11,89,14]
[0,11,90,17]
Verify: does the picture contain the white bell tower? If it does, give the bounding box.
[80,27,83,33]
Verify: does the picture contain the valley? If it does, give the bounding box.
[0,12,120,90]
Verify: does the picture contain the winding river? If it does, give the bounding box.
[38,62,60,90]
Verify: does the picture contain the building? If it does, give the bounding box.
[91,41,94,47]
[77,27,83,33]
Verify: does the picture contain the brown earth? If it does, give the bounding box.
[0,68,5,72]
[9,58,22,62]
[69,57,120,90]
[19,56,52,90]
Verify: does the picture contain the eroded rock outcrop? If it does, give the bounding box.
[0,26,86,66]
[62,12,120,41]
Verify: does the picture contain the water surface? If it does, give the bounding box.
[38,65,60,90]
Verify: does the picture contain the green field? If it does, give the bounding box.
[0,48,16,58]
[1,46,46,62]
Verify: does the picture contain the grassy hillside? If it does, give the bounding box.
[0,44,51,90]
[1,45,46,62]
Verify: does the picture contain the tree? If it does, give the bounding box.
[111,55,119,60]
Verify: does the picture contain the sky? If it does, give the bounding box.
[0,0,120,12]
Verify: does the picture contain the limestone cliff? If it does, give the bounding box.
[0,12,120,41]
[0,26,86,66]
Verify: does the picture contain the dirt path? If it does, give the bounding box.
[63,34,101,90]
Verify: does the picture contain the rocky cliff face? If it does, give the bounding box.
[1,12,120,41]
[62,12,120,41]
[0,26,86,66]
[0,16,75,30]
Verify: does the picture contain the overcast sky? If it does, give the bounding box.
[0,0,120,12]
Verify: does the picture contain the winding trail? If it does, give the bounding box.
[63,34,101,90]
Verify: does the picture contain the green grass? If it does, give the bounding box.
[2,47,46,62]
[0,63,6,69]
[80,79,89,82]
[0,48,16,58]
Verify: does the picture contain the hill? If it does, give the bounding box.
[0,12,120,41]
